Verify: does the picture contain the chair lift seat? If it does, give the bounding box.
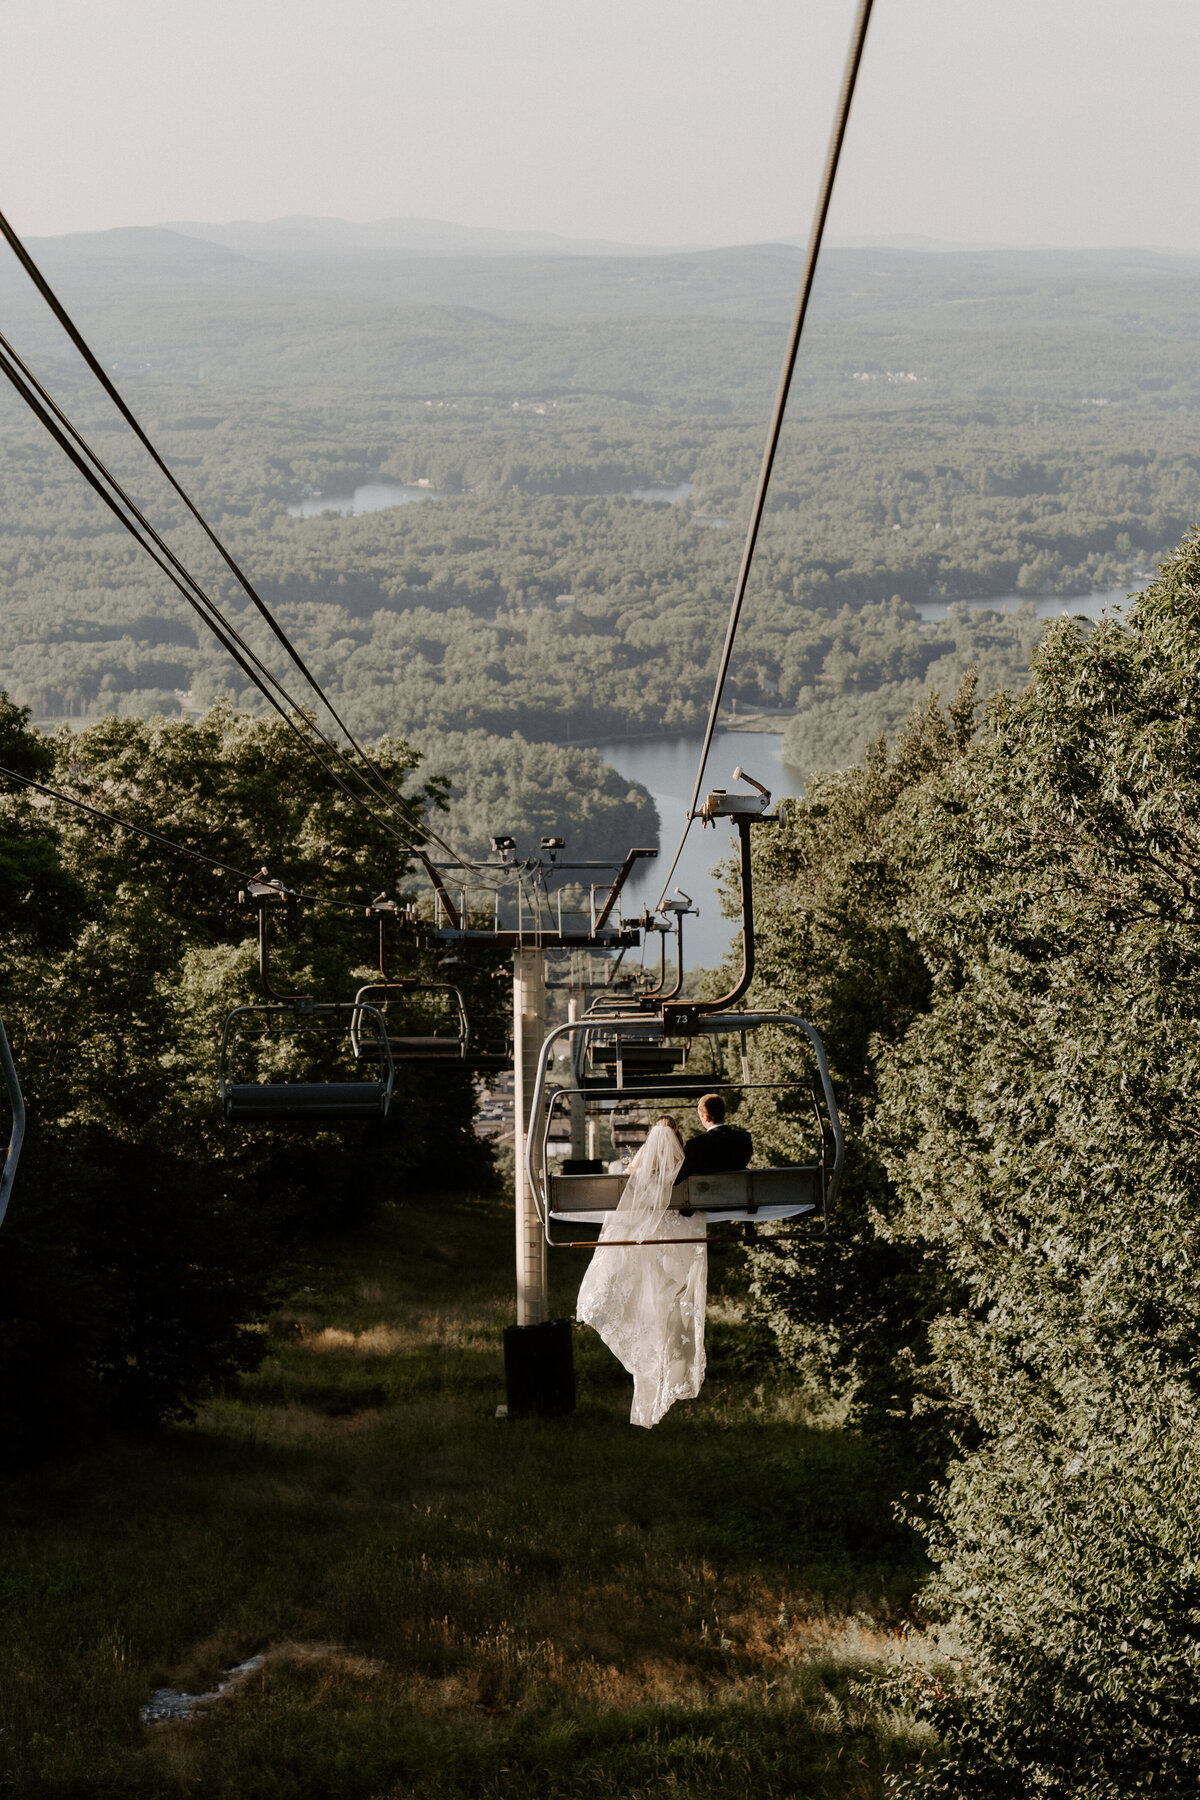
[548,1165,822,1225]
[224,1080,390,1122]
[578,1071,723,1098]
[355,1038,513,1072]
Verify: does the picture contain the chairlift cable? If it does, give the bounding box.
[0,761,373,910]
[0,224,487,882]
[0,330,469,878]
[2,759,520,925]
[0,339,428,871]
[653,0,875,909]
[0,205,473,871]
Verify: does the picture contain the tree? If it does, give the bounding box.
[0,702,504,1450]
[876,534,1200,1793]
[737,680,973,1442]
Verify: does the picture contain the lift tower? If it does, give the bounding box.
[433,845,655,1417]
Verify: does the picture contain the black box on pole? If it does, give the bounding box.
[503,1319,576,1418]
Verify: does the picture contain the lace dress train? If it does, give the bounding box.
[575,1122,707,1428]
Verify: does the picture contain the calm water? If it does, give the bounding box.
[913,584,1136,623]
[629,481,693,504]
[289,480,693,519]
[597,584,1140,966]
[596,729,804,968]
[287,482,436,518]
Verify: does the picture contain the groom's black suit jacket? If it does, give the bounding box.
[673,1123,753,1186]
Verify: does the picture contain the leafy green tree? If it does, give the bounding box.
[875,535,1200,1794]
[0,702,505,1448]
[742,680,974,1444]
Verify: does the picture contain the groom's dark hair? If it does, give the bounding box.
[699,1093,725,1124]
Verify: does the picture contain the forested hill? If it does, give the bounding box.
[0,232,1197,765]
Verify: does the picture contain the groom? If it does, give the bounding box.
[673,1093,752,1185]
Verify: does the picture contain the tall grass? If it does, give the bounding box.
[0,1189,934,1797]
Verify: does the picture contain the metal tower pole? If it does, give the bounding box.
[512,946,548,1326]
[504,945,575,1417]
[567,986,586,1161]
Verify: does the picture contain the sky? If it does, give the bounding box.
[4,0,1200,251]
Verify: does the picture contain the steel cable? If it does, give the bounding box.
[0,332,441,868]
[653,0,876,909]
[0,762,370,908]
[0,204,476,871]
[0,327,522,902]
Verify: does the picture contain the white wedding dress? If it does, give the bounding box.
[575,1121,708,1428]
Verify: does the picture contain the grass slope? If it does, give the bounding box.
[1,1189,932,1798]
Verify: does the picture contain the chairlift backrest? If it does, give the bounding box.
[220,1001,394,1123]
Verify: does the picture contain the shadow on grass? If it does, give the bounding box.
[0,1191,934,1800]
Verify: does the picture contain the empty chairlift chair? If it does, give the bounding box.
[350,980,512,1073]
[573,1012,726,1098]
[220,999,395,1122]
[218,874,395,1123]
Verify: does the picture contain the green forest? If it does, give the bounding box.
[2,240,1198,780]
[4,232,1200,1795]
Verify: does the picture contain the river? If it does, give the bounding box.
[598,583,1139,966]
[287,482,436,518]
[596,729,804,967]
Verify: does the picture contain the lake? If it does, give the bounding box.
[913,583,1137,623]
[597,583,1141,967]
[287,482,436,518]
[628,481,693,504]
[289,480,693,518]
[596,729,804,968]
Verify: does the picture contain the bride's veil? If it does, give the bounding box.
[576,1116,708,1427]
[608,1120,685,1241]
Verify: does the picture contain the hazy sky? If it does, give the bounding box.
[5,0,1200,250]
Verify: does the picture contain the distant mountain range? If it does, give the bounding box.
[21,215,1200,272]
[5,220,1197,365]
[162,215,693,260]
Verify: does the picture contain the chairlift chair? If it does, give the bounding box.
[350,980,512,1072]
[528,1008,843,1245]
[351,895,513,1073]
[220,999,395,1122]
[218,874,395,1123]
[572,1010,727,1098]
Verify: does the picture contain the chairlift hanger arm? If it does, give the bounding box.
[655,891,695,1006]
[639,917,671,999]
[0,1011,25,1230]
[241,878,308,1004]
[661,789,771,1033]
[652,0,876,910]
[594,847,657,932]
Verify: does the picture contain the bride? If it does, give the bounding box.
[575,1116,707,1428]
